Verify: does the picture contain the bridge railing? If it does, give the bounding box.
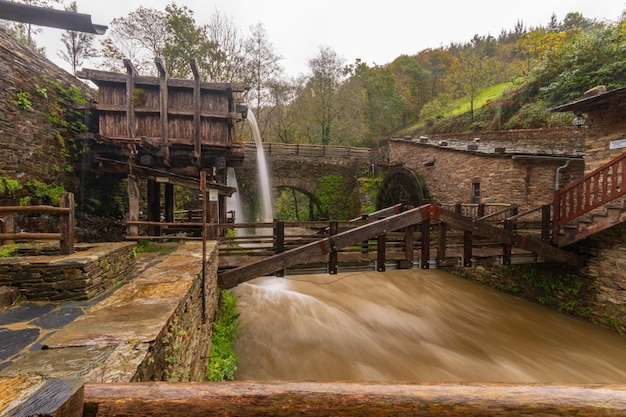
[244,142,371,159]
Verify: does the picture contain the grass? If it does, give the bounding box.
[398,81,514,135]
[206,289,240,381]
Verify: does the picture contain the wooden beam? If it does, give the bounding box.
[2,377,83,417]
[155,57,170,165]
[83,381,626,416]
[123,59,136,138]
[77,68,248,92]
[190,59,201,164]
[219,205,430,288]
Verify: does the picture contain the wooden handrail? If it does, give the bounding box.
[554,152,626,227]
[0,193,74,255]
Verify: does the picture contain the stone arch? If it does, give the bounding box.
[376,167,428,209]
[274,185,326,220]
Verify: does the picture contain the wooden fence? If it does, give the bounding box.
[244,142,371,159]
[0,192,74,255]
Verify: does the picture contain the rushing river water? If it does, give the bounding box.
[232,269,626,382]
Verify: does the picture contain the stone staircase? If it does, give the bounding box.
[559,199,626,247]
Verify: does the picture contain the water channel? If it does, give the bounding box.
[232,269,626,383]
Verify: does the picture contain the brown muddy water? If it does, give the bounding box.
[232,269,626,382]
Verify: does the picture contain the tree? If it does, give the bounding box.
[58,1,96,76]
[162,3,220,79]
[305,46,346,145]
[205,9,245,82]
[453,45,497,123]
[99,6,167,74]
[245,22,283,116]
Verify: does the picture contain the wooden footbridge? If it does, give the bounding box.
[217,203,583,289]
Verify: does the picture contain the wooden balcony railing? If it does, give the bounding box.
[553,151,626,241]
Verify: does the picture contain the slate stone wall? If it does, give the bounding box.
[0,242,136,301]
[0,28,93,201]
[386,139,584,212]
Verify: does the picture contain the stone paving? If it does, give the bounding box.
[0,250,169,373]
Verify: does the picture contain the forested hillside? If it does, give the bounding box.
[5,3,626,145]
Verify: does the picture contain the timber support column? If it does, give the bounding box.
[127,175,140,237]
[147,179,161,237]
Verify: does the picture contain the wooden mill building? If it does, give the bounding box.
[77,59,249,237]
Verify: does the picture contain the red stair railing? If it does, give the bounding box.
[552,152,626,243]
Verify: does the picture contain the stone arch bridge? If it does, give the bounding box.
[235,142,373,219]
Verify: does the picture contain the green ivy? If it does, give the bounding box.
[11,90,33,110]
[0,176,22,196]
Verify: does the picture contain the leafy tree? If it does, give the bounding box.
[355,62,404,136]
[162,4,220,79]
[453,46,497,123]
[99,6,167,74]
[390,55,431,125]
[58,1,96,76]
[305,46,346,145]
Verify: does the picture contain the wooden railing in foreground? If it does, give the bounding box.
[83,381,626,416]
[553,151,626,241]
[0,192,74,255]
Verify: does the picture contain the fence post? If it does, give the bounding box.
[328,221,338,274]
[552,190,561,245]
[59,192,74,255]
[541,204,551,243]
[274,220,285,277]
[420,220,430,269]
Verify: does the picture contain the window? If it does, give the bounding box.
[471,182,481,204]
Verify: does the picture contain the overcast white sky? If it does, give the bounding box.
[36,0,626,78]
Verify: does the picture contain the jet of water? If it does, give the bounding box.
[247,111,273,222]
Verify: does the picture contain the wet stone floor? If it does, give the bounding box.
[0,252,167,372]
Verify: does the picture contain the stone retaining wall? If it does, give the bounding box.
[134,243,218,382]
[0,242,136,301]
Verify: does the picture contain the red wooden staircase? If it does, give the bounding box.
[553,152,626,247]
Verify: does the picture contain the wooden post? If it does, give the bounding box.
[477,203,485,218]
[437,222,448,267]
[421,219,430,269]
[123,59,136,138]
[360,214,369,254]
[274,220,285,277]
[404,224,414,267]
[502,219,512,265]
[541,203,551,243]
[127,175,140,237]
[377,234,386,272]
[552,190,561,245]
[328,221,338,274]
[190,59,202,164]
[147,179,161,237]
[165,184,175,224]
[201,170,207,322]
[463,230,473,267]
[59,192,74,255]
[155,57,170,165]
